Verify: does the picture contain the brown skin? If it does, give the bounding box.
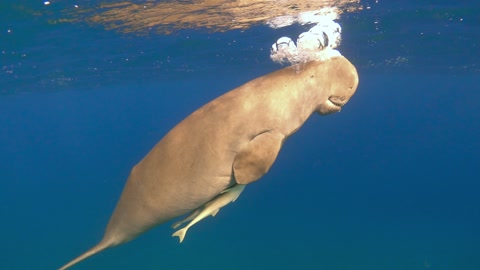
[59,55,359,270]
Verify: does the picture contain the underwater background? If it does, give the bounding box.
[1,0,479,269]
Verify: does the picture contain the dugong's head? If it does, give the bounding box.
[314,56,359,115]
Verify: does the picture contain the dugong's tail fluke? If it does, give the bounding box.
[59,239,112,270]
[172,228,188,243]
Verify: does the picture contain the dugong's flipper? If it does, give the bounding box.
[172,184,246,243]
[233,131,284,185]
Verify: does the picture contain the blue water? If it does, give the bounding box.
[1,1,479,270]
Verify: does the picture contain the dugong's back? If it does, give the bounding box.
[59,55,358,270]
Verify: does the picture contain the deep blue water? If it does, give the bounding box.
[1,1,479,270]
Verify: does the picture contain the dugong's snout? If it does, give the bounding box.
[316,58,359,115]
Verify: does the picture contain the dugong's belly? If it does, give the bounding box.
[108,131,237,237]
[108,81,273,238]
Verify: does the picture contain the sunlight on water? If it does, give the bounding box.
[59,0,361,34]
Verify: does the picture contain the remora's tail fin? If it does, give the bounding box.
[172,228,188,243]
[59,239,112,270]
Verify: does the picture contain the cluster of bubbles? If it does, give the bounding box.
[270,18,342,66]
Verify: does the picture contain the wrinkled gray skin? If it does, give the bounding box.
[59,55,359,269]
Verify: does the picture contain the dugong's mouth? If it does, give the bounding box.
[328,96,347,107]
[318,96,348,115]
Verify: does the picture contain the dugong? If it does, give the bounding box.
[59,55,359,269]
